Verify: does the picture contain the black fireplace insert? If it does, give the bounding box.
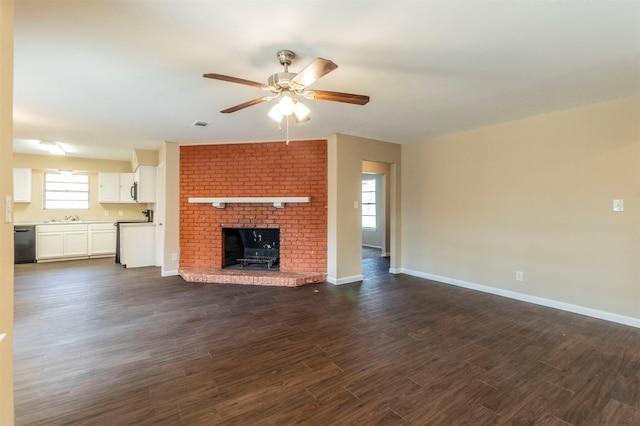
[222,228,280,270]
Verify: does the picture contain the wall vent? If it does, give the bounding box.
[192,121,209,127]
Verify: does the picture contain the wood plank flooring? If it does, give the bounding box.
[13,258,640,425]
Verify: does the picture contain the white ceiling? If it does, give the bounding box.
[13,0,640,161]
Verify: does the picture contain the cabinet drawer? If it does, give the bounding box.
[37,224,88,233]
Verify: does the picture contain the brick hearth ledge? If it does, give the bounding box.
[179,267,327,287]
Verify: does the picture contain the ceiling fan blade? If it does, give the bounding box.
[290,58,338,88]
[203,73,270,90]
[220,97,270,113]
[309,90,370,105]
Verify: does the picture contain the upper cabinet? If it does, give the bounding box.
[98,167,155,203]
[98,172,119,203]
[134,166,156,203]
[98,172,135,203]
[13,168,32,203]
[119,173,135,203]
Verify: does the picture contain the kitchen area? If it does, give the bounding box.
[12,150,160,269]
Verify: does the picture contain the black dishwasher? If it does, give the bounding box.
[14,225,36,264]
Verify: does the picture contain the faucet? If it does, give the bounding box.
[64,215,80,222]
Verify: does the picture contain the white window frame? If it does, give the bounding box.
[44,171,90,210]
[362,178,376,230]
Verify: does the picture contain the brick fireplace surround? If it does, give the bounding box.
[179,140,328,286]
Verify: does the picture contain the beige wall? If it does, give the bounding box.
[13,153,152,223]
[13,152,135,172]
[132,148,158,170]
[0,1,14,423]
[328,134,401,284]
[158,142,180,276]
[401,95,640,322]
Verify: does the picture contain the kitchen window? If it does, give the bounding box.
[362,178,376,229]
[44,171,89,209]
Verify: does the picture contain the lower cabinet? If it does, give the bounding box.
[63,229,89,257]
[119,223,156,268]
[88,223,116,256]
[36,223,116,261]
[36,230,65,259]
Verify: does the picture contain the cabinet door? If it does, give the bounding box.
[119,173,135,203]
[63,231,88,257]
[98,173,120,203]
[13,168,32,203]
[36,232,64,260]
[135,166,156,203]
[89,229,116,255]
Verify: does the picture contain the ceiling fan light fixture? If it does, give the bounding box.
[293,100,310,121]
[268,103,284,122]
[278,93,295,115]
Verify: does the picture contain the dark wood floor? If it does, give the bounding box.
[14,258,640,425]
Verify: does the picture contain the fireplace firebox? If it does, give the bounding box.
[222,228,280,270]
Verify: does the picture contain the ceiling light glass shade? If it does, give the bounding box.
[268,103,284,122]
[293,101,310,121]
[279,95,295,115]
[268,93,311,124]
[39,141,66,155]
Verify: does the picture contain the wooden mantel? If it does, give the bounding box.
[188,197,310,209]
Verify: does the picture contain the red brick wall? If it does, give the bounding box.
[180,140,327,273]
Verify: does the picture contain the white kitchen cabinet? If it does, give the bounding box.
[98,172,135,203]
[134,166,156,203]
[36,231,64,259]
[119,173,135,203]
[88,223,116,256]
[63,230,88,257]
[119,222,156,267]
[36,224,88,261]
[98,173,119,202]
[13,168,32,203]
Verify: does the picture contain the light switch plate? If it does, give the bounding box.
[613,199,624,212]
[4,195,11,223]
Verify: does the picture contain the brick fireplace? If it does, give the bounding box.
[179,140,328,285]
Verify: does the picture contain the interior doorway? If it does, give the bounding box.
[361,161,391,263]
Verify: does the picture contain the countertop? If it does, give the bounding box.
[14,220,150,226]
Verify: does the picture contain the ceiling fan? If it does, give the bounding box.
[203,49,370,122]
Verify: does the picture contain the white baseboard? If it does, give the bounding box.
[161,269,179,277]
[362,244,382,249]
[327,274,364,285]
[400,268,640,329]
[389,267,401,274]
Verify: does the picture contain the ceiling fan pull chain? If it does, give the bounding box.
[286,115,290,145]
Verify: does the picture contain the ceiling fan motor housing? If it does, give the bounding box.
[268,72,301,92]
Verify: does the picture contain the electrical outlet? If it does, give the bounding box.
[171,253,178,261]
[104,210,109,216]
[118,210,123,216]
[516,271,524,282]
